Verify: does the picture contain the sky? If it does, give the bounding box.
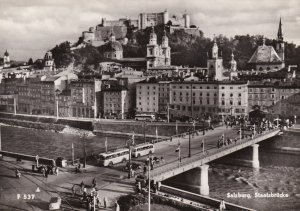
[0,0,299,61]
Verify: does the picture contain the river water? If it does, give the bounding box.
[163,131,300,211]
[1,125,299,210]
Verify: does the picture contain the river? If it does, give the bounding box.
[163,131,300,211]
[1,125,299,210]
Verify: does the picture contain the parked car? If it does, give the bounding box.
[49,196,61,210]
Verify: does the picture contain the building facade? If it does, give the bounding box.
[136,78,159,114]
[146,28,171,69]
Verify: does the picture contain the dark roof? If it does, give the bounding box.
[95,26,127,41]
[102,41,123,51]
[248,45,283,64]
[102,83,127,91]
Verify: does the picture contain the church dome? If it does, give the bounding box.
[103,40,123,51]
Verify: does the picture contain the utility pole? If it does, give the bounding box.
[0,125,1,151]
[148,155,151,211]
[56,100,59,119]
[167,103,170,123]
[81,133,87,168]
[143,121,146,143]
[14,97,17,115]
[71,143,74,165]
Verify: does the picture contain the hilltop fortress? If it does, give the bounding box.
[82,10,199,47]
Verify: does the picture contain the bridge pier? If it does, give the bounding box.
[252,144,260,168]
[199,164,209,196]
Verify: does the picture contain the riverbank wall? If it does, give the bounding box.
[0,113,93,131]
[0,112,213,139]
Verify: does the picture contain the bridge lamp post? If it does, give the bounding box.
[126,136,134,179]
[188,128,191,158]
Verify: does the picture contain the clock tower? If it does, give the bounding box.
[207,37,223,81]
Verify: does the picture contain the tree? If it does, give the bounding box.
[28,58,33,65]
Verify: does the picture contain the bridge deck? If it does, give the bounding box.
[151,128,280,181]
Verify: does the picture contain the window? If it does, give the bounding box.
[238,101,241,105]
[222,101,225,105]
[238,93,241,97]
[230,101,233,105]
[230,93,233,97]
[222,93,225,97]
[207,93,210,97]
[221,86,225,89]
[230,87,233,89]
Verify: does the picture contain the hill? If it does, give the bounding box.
[50,25,300,70]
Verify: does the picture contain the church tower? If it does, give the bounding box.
[207,37,223,81]
[3,50,10,68]
[146,27,159,68]
[230,52,237,72]
[276,18,285,63]
[161,28,171,66]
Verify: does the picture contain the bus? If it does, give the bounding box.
[135,114,155,121]
[131,143,154,158]
[97,148,130,167]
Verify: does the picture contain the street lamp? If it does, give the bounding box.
[294,115,297,125]
[80,132,87,168]
[188,128,191,158]
[126,136,134,179]
[143,121,146,143]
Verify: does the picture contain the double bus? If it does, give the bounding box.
[131,143,155,158]
[135,114,155,121]
[97,148,130,167]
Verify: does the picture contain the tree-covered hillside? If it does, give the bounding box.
[50,25,300,70]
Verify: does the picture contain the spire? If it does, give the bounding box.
[4,49,9,56]
[212,34,218,59]
[109,30,115,41]
[277,17,283,41]
[262,36,266,46]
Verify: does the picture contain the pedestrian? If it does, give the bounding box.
[160,156,165,164]
[71,185,76,196]
[92,177,96,188]
[55,167,59,176]
[96,195,101,208]
[219,199,226,211]
[157,181,161,191]
[234,138,238,144]
[115,201,120,211]
[150,160,154,170]
[103,197,107,208]
[143,165,147,174]
[146,157,149,166]
[80,181,85,191]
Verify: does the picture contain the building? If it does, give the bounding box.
[101,33,123,60]
[207,38,225,81]
[158,80,171,117]
[102,83,129,119]
[146,27,171,69]
[248,19,285,71]
[169,81,248,120]
[138,10,190,29]
[70,80,95,118]
[136,77,159,114]
[3,50,11,68]
[43,51,55,72]
[57,89,71,117]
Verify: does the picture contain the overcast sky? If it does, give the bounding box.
[0,0,299,61]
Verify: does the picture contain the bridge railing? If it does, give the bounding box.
[152,128,279,178]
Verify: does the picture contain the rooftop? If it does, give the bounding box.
[248,44,283,64]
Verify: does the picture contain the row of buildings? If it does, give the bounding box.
[0,18,298,120]
[0,67,299,120]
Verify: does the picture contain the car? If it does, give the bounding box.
[49,196,61,210]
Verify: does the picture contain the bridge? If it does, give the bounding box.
[150,128,280,196]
